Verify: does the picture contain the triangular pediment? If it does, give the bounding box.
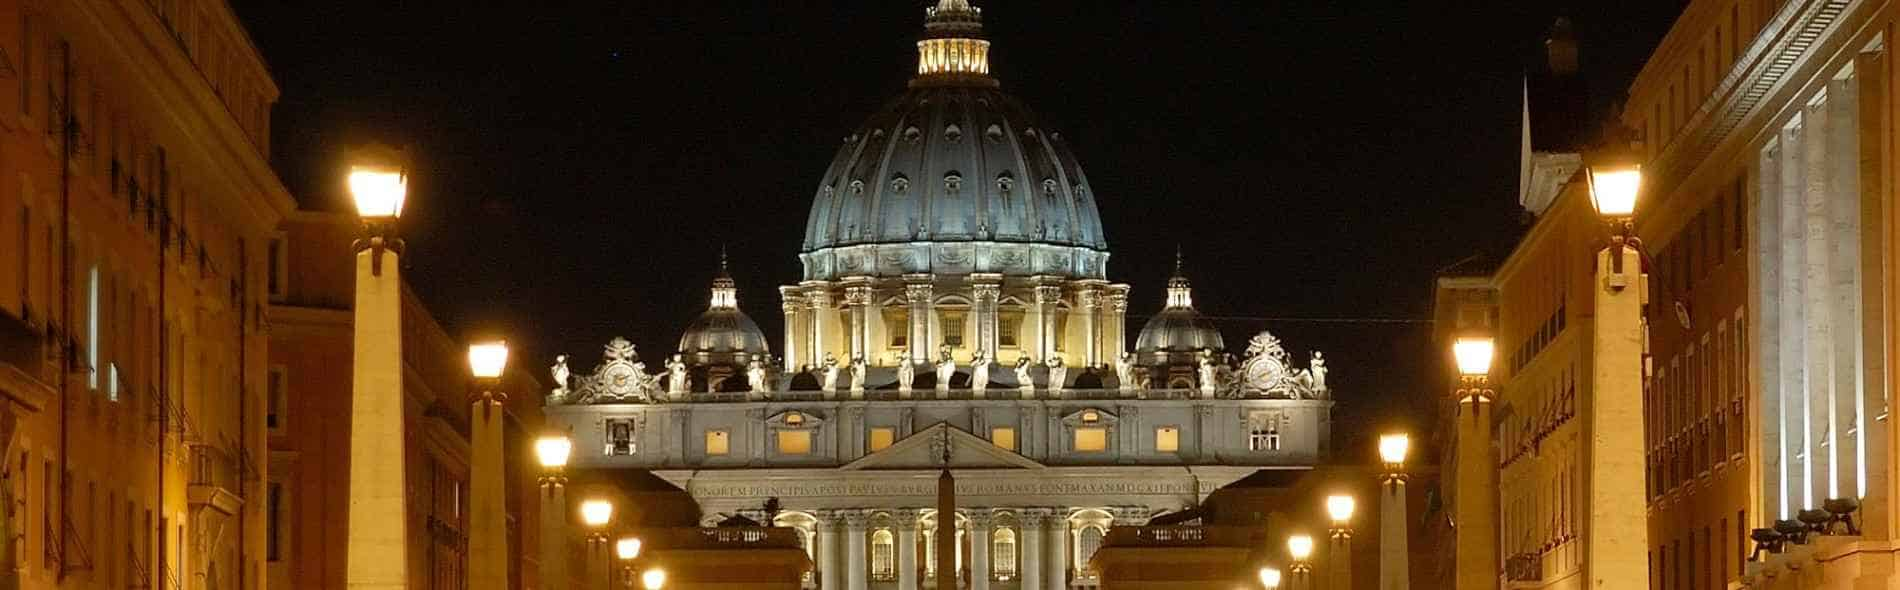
[840,422,1045,471]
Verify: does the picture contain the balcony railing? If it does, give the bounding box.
[1505,552,1543,583]
[188,443,238,491]
[676,388,1205,404]
[1101,526,1257,548]
[628,526,805,550]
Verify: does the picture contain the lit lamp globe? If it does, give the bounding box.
[580,499,614,528]
[1287,534,1315,562]
[1378,434,1410,470]
[641,568,667,590]
[615,537,642,561]
[347,149,407,222]
[535,435,573,470]
[1586,158,1642,221]
[468,341,510,379]
[1325,495,1356,528]
[1258,567,1283,589]
[1452,337,1494,377]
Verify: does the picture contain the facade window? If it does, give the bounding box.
[941,311,966,347]
[86,263,98,390]
[1074,428,1106,452]
[1155,426,1179,453]
[871,529,896,580]
[604,418,637,456]
[998,311,1021,347]
[705,430,729,455]
[16,206,26,319]
[777,431,812,455]
[993,527,1017,579]
[1077,525,1105,577]
[267,234,288,301]
[991,427,1016,451]
[868,427,895,452]
[267,482,283,561]
[1249,414,1282,451]
[885,309,908,348]
[267,366,286,433]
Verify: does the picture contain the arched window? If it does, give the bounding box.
[871,529,896,581]
[1076,525,1106,577]
[992,527,1018,580]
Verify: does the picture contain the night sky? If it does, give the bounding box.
[234,1,1686,460]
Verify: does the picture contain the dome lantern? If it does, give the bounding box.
[914,0,996,87]
[1165,247,1194,309]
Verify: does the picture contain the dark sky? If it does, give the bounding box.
[234,1,1686,459]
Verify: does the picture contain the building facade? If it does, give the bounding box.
[541,2,1337,589]
[266,211,544,590]
[0,2,292,590]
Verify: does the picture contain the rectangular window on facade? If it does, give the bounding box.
[885,308,908,348]
[87,263,98,390]
[16,206,26,320]
[604,418,637,455]
[705,430,729,455]
[267,234,287,301]
[1073,427,1106,452]
[998,312,1022,347]
[941,311,966,347]
[267,366,286,433]
[777,430,812,455]
[1155,426,1179,452]
[267,482,282,561]
[991,427,1016,451]
[868,427,895,452]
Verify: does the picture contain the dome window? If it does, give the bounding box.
[944,172,962,192]
[1042,178,1059,196]
[820,186,834,198]
[985,124,1005,143]
[996,172,1014,193]
[849,180,866,194]
[944,124,963,143]
[903,126,923,144]
[891,175,910,193]
[872,129,885,138]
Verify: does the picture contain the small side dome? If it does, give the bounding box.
[1135,251,1224,363]
[678,252,770,366]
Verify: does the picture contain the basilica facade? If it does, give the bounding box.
[541,2,1334,589]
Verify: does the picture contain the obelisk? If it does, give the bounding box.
[936,429,956,589]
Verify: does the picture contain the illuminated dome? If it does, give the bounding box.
[678,258,769,365]
[799,0,1108,281]
[1135,258,1224,361]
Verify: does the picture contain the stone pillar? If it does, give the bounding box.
[1454,391,1497,590]
[818,511,842,590]
[846,511,870,590]
[1328,528,1352,590]
[972,277,1002,360]
[906,280,934,365]
[845,282,873,362]
[1379,474,1408,590]
[1588,244,1648,589]
[1034,283,1062,363]
[1077,286,1102,367]
[1019,510,1046,590]
[1045,511,1070,590]
[809,287,836,367]
[896,510,921,590]
[537,477,568,590]
[782,288,806,371]
[1105,286,1129,358]
[968,510,992,590]
[346,243,408,590]
[584,536,610,590]
[468,386,508,590]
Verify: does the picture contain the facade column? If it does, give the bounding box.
[905,279,934,365]
[1587,243,1648,589]
[808,285,836,366]
[968,510,993,590]
[1044,511,1070,590]
[1105,286,1129,358]
[845,511,870,590]
[1019,509,1046,590]
[468,385,508,590]
[818,510,842,590]
[1077,285,1102,367]
[346,238,408,590]
[972,276,1002,360]
[896,510,921,590]
[781,287,806,371]
[1034,283,1062,363]
[845,281,873,362]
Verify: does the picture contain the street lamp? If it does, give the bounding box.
[466,340,511,590]
[1258,566,1282,590]
[582,499,616,590]
[1449,335,1499,590]
[1580,127,1653,588]
[1377,433,1410,590]
[641,568,668,590]
[1325,495,1355,590]
[615,537,643,590]
[537,434,573,590]
[1286,534,1315,590]
[343,144,413,590]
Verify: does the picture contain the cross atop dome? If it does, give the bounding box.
[1167,247,1195,309]
[710,248,737,309]
[914,0,995,87]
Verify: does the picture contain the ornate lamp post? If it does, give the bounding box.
[1325,495,1355,590]
[1583,133,1650,590]
[640,568,667,590]
[344,145,411,590]
[536,435,573,590]
[468,341,511,590]
[1377,433,1410,590]
[1451,337,1499,590]
[1258,566,1283,590]
[1286,534,1314,590]
[615,537,643,590]
[581,499,616,590]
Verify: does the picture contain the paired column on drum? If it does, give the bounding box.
[905,279,934,363]
[1076,284,1104,366]
[807,286,837,366]
[1033,283,1063,362]
[844,281,874,361]
[1104,286,1129,358]
[972,276,1002,360]
[780,288,806,371]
